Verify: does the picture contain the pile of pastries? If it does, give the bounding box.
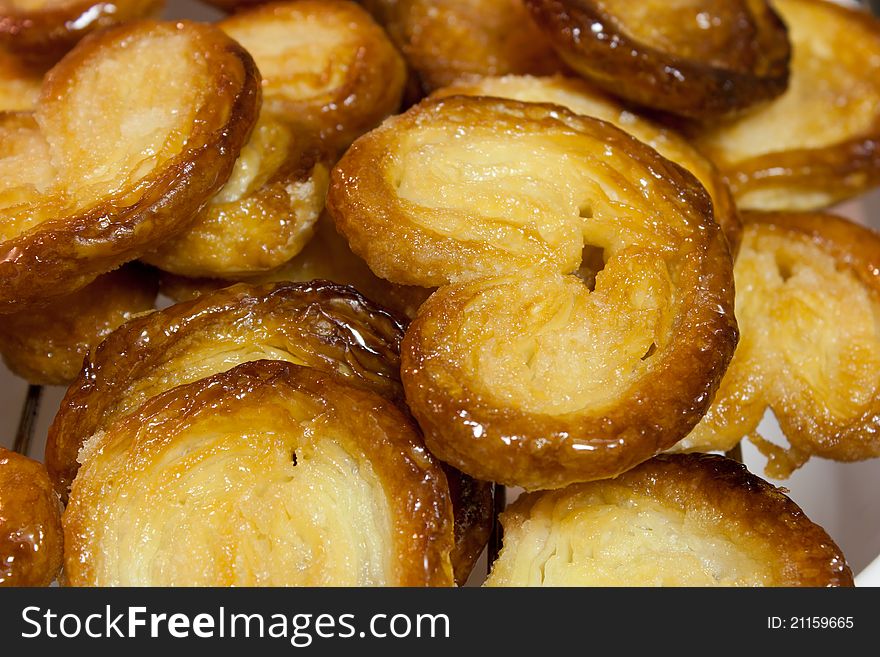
[1,0,878,587]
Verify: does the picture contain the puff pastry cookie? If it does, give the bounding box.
[486,454,853,587]
[524,0,790,118]
[0,20,259,313]
[0,265,157,385]
[432,75,741,252]
[692,0,880,211]
[329,96,737,490]
[0,447,63,587]
[63,361,455,586]
[674,211,880,478]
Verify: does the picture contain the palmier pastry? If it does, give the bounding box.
[47,281,489,581]
[142,113,330,278]
[157,215,433,319]
[0,50,42,111]
[0,1,164,66]
[0,20,259,313]
[63,360,455,586]
[0,264,158,385]
[692,0,880,211]
[0,447,63,587]
[485,454,853,587]
[674,211,880,478]
[219,0,406,154]
[362,0,563,93]
[432,75,741,252]
[328,96,738,490]
[523,0,790,119]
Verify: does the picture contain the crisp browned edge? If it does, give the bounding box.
[62,360,455,586]
[46,280,406,498]
[502,454,854,586]
[0,446,63,587]
[327,95,737,489]
[0,20,261,314]
[523,0,791,119]
[740,210,880,461]
[0,0,165,66]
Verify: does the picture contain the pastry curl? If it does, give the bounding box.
[328,96,738,490]
[0,447,63,587]
[432,75,741,253]
[63,360,455,586]
[0,20,260,313]
[673,211,880,478]
[362,0,563,93]
[142,114,330,278]
[524,0,790,119]
[0,50,42,111]
[692,0,880,211]
[485,454,853,587]
[0,1,164,66]
[157,215,433,319]
[219,0,406,154]
[0,264,157,386]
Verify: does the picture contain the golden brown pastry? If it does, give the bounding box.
[485,454,853,587]
[0,1,164,66]
[142,113,330,278]
[524,0,790,118]
[0,20,259,314]
[692,0,880,211]
[157,214,433,319]
[328,96,738,490]
[674,211,880,478]
[432,75,741,252]
[0,50,42,111]
[48,280,489,582]
[0,447,63,587]
[0,264,158,385]
[219,0,406,154]
[362,0,563,94]
[63,360,455,586]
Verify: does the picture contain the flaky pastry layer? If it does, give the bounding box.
[674,211,880,478]
[63,361,455,586]
[486,454,853,587]
[0,50,42,111]
[524,0,790,118]
[329,96,737,489]
[361,0,563,94]
[0,447,63,587]
[432,75,741,253]
[692,0,880,210]
[0,264,157,385]
[0,20,259,313]
[220,0,406,154]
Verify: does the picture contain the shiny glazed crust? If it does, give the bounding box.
[0,1,164,66]
[674,211,880,478]
[692,0,880,211]
[157,214,434,319]
[0,21,260,313]
[524,0,790,118]
[143,114,330,278]
[220,0,406,154]
[0,447,63,587]
[486,454,853,586]
[362,0,564,93]
[63,361,455,586]
[0,49,42,111]
[432,75,741,253]
[0,264,158,385]
[329,96,738,490]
